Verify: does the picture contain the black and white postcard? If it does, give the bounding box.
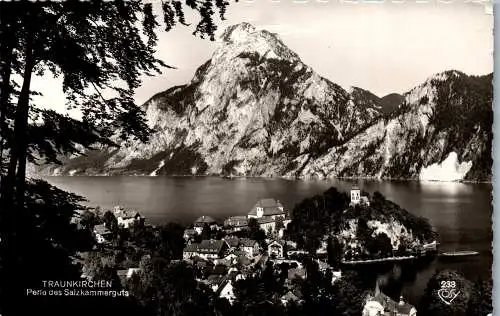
[0,1,494,315]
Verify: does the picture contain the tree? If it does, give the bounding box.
[419,269,473,316]
[326,236,343,269]
[103,210,119,234]
[201,223,212,240]
[129,260,216,316]
[466,278,492,316]
[275,216,285,231]
[248,218,260,233]
[367,233,393,258]
[330,271,366,316]
[80,209,97,231]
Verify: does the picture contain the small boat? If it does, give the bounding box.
[440,251,479,257]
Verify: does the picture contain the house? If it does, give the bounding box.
[183,228,198,240]
[248,198,286,220]
[183,243,200,260]
[93,224,112,244]
[281,291,301,306]
[421,240,438,254]
[224,216,248,232]
[363,283,416,316]
[217,279,236,304]
[113,206,144,228]
[206,275,225,292]
[215,272,240,304]
[193,215,218,234]
[71,209,86,229]
[331,270,342,284]
[268,240,285,258]
[117,268,140,286]
[239,238,259,257]
[363,294,416,316]
[214,253,237,266]
[316,260,329,272]
[183,240,228,260]
[257,217,277,234]
[350,187,370,207]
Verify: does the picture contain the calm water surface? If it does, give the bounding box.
[44,176,492,305]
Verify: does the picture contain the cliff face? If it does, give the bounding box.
[300,71,492,181]
[43,23,492,182]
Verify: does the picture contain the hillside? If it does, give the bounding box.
[379,93,404,114]
[40,23,493,182]
[285,187,436,261]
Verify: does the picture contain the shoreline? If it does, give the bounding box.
[40,173,492,184]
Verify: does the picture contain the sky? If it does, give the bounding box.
[32,0,493,114]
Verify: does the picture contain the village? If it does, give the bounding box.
[79,188,420,316]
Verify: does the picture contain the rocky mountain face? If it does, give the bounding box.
[44,23,493,182]
[302,71,492,181]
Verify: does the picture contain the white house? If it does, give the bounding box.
[114,206,144,228]
[218,279,236,304]
[268,240,285,258]
[93,224,112,244]
[350,187,370,207]
[248,198,286,220]
[363,283,416,316]
[193,215,218,234]
[331,270,342,284]
[239,238,259,257]
[117,268,140,286]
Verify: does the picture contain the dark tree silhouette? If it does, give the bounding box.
[103,210,119,234]
[419,269,473,316]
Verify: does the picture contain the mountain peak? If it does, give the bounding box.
[221,22,258,43]
[216,23,300,63]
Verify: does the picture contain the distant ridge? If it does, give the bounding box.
[380,93,404,114]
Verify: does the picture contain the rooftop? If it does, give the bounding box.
[248,198,285,216]
[371,292,415,315]
[224,216,248,227]
[194,215,217,225]
[184,240,227,254]
[94,224,111,235]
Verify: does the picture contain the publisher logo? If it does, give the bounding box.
[437,281,460,305]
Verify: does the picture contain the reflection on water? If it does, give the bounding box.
[43,176,492,305]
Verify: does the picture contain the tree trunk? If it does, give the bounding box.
[1,27,34,209]
[12,32,35,206]
[0,3,15,183]
[0,40,14,176]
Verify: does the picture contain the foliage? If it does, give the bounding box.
[286,187,349,251]
[287,187,435,262]
[103,210,119,233]
[81,209,98,231]
[326,236,343,269]
[466,278,493,316]
[419,269,473,316]
[365,233,393,258]
[128,259,216,316]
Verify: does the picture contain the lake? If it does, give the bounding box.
[44,176,492,305]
